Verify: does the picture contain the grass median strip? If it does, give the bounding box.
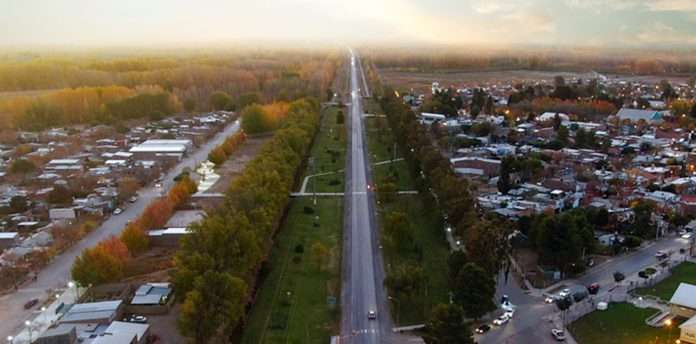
[364,99,450,325]
[242,106,345,344]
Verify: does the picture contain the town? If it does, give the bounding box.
[3,1,696,344]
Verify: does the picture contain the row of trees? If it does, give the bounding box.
[379,88,506,336]
[171,98,320,343]
[207,130,247,166]
[240,102,291,134]
[71,175,197,286]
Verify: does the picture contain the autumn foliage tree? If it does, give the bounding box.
[120,223,149,255]
[71,236,129,286]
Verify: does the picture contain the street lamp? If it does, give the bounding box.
[24,321,32,342]
[388,296,401,326]
[7,335,13,344]
[665,319,673,343]
[41,306,47,323]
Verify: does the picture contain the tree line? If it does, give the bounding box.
[70,175,197,286]
[379,87,508,342]
[207,130,247,166]
[0,85,180,130]
[171,98,320,343]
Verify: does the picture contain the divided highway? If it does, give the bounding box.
[340,50,392,344]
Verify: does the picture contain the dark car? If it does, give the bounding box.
[24,298,39,309]
[587,283,600,295]
[475,324,491,334]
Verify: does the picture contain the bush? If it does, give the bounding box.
[294,244,304,254]
[303,206,315,214]
[623,235,642,248]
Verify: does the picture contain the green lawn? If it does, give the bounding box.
[635,262,696,300]
[241,106,345,344]
[241,197,343,344]
[569,303,682,344]
[301,106,346,193]
[364,99,450,325]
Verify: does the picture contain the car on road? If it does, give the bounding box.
[545,296,556,304]
[559,288,571,298]
[128,196,137,203]
[475,324,491,334]
[682,232,693,239]
[24,298,39,309]
[155,183,162,189]
[655,251,668,259]
[367,310,377,320]
[492,314,510,326]
[113,208,123,215]
[551,328,566,341]
[587,283,600,295]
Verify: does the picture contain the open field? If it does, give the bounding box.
[634,262,696,300]
[378,69,694,95]
[364,98,449,325]
[569,303,683,344]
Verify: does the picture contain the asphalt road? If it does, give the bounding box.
[0,119,240,338]
[340,49,395,344]
[479,235,690,344]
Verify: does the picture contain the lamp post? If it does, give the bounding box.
[665,319,673,343]
[24,320,32,343]
[388,296,400,326]
[6,335,13,344]
[40,306,47,323]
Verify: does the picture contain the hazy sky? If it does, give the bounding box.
[2,0,696,47]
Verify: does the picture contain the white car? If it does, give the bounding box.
[551,328,566,341]
[545,296,556,304]
[682,233,693,239]
[492,314,510,326]
[113,208,122,215]
[367,310,377,320]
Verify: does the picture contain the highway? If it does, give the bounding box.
[0,119,241,339]
[340,49,392,344]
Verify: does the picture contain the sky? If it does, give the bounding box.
[2,0,696,48]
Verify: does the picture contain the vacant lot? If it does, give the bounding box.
[207,135,272,193]
[569,303,682,344]
[634,262,696,300]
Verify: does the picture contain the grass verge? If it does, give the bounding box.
[568,303,682,344]
[301,106,346,193]
[364,99,449,325]
[241,107,344,344]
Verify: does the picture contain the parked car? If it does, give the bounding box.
[128,315,148,323]
[655,251,668,259]
[682,233,693,239]
[493,314,510,326]
[545,296,556,304]
[475,324,491,334]
[113,208,123,215]
[551,328,566,341]
[24,298,39,309]
[129,196,138,203]
[573,289,589,302]
[367,310,377,320]
[587,283,600,295]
